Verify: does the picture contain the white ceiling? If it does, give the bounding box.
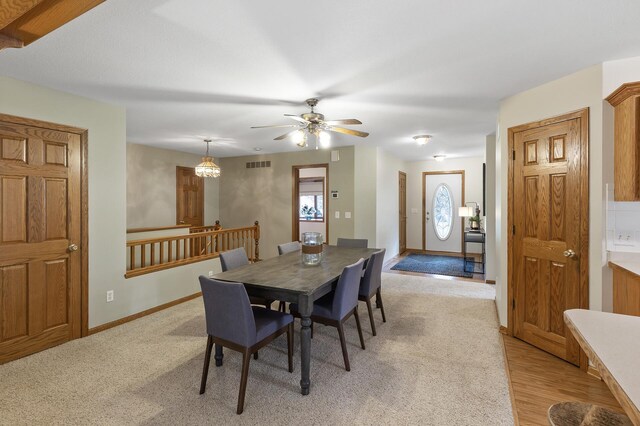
[2,0,640,160]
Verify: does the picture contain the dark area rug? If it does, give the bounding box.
[391,254,480,278]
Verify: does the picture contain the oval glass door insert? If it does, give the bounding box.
[432,183,454,240]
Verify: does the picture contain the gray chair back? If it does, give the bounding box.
[278,241,301,255]
[199,276,256,347]
[332,258,365,319]
[360,249,386,298]
[336,238,368,248]
[220,247,249,272]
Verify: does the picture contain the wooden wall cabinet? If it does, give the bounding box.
[606,82,640,201]
[610,263,640,317]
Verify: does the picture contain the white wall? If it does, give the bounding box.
[406,156,485,252]
[354,145,378,246]
[375,149,407,259]
[484,134,497,281]
[126,143,219,228]
[495,65,605,326]
[0,76,212,328]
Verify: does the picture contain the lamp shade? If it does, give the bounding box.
[458,206,474,217]
[195,156,221,178]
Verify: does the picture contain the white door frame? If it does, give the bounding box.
[422,170,465,253]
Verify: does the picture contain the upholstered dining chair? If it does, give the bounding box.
[358,249,386,336]
[277,241,302,255]
[290,258,366,371]
[219,248,276,311]
[336,238,368,248]
[198,276,293,415]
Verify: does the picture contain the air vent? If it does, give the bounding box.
[246,161,271,169]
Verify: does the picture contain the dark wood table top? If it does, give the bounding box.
[212,245,378,298]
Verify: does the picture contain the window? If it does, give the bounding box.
[432,183,454,240]
[299,195,324,220]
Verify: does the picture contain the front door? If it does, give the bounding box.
[0,118,82,364]
[399,171,407,254]
[176,166,203,226]
[510,109,588,366]
[423,171,464,252]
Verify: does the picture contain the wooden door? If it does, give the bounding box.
[176,166,203,226]
[423,171,464,252]
[399,171,407,254]
[0,119,82,364]
[510,110,588,366]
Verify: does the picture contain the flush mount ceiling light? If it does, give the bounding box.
[195,139,221,178]
[413,135,432,145]
[433,154,446,162]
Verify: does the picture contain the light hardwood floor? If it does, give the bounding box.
[502,335,624,425]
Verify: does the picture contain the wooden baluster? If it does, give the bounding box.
[184,237,188,259]
[160,241,165,265]
[129,245,135,270]
[254,221,260,262]
[150,243,155,266]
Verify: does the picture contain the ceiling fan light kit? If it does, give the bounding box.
[251,98,368,150]
[195,139,221,178]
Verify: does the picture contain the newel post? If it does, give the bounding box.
[254,220,260,262]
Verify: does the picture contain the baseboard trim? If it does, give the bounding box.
[88,292,202,335]
[499,325,509,335]
[587,366,602,380]
[486,279,496,284]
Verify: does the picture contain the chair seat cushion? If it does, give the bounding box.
[252,306,293,343]
[289,292,338,321]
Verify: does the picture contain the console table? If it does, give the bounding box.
[463,229,485,274]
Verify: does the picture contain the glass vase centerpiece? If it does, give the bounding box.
[301,232,323,265]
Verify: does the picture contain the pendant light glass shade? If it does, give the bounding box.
[195,140,221,178]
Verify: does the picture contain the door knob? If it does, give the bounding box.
[68,244,79,252]
[563,249,576,258]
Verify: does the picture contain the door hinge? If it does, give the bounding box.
[512,150,516,161]
[512,225,516,235]
[512,299,515,310]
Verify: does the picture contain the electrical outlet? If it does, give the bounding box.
[614,230,634,246]
[106,290,114,302]
[208,270,214,278]
[335,211,340,219]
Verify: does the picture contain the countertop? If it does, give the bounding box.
[565,309,640,425]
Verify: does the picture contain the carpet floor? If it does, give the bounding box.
[390,254,481,278]
[0,273,512,425]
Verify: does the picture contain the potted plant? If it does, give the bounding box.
[300,205,316,220]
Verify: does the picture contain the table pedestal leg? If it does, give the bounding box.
[214,343,223,367]
[298,294,312,395]
[300,315,311,395]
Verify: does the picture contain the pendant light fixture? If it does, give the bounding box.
[195,139,221,178]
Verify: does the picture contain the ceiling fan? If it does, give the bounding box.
[251,98,369,149]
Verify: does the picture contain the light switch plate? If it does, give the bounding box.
[335,211,340,219]
[345,212,351,219]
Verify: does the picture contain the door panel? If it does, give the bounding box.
[424,173,462,252]
[0,121,81,364]
[512,117,583,366]
[176,166,203,226]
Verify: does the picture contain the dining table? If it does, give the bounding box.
[212,244,378,395]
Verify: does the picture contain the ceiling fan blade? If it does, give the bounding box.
[251,124,299,129]
[328,126,369,138]
[274,129,301,141]
[284,114,309,124]
[323,119,362,125]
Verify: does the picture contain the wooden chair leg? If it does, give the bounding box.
[365,298,377,336]
[337,322,350,371]
[237,350,252,415]
[287,322,293,373]
[377,288,387,323]
[199,335,213,395]
[354,308,366,350]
